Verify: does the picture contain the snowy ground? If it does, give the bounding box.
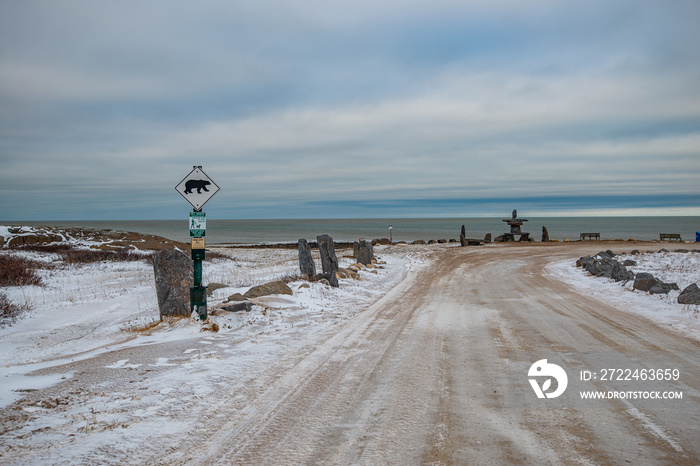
[0,241,434,464]
[2,239,699,463]
[547,250,700,342]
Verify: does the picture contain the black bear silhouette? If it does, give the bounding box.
[184,180,211,194]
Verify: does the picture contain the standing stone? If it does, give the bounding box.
[317,234,339,275]
[353,241,360,258]
[542,226,550,242]
[152,249,193,319]
[298,239,316,277]
[357,238,373,265]
[461,225,466,238]
[484,233,492,243]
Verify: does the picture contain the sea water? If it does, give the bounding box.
[10,217,700,245]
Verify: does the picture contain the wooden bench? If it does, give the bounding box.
[660,233,681,242]
[580,233,600,240]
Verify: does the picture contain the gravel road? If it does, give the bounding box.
[3,242,698,465]
[174,243,699,464]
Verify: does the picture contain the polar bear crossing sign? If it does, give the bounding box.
[175,166,220,211]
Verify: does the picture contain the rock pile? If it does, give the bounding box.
[577,250,681,296]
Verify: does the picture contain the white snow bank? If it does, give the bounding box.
[547,251,700,341]
[0,245,428,409]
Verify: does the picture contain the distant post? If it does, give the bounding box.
[175,166,220,320]
[389,225,393,244]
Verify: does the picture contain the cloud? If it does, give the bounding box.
[0,0,699,220]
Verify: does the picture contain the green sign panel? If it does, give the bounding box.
[189,211,206,237]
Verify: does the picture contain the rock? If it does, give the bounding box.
[633,273,659,292]
[542,226,549,242]
[377,238,391,245]
[337,268,359,279]
[678,284,700,304]
[461,225,466,238]
[244,281,293,299]
[221,301,253,312]
[413,240,425,245]
[317,271,339,287]
[353,241,360,258]
[225,293,247,302]
[494,235,506,243]
[622,260,637,267]
[610,263,635,282]
[357,239,373,266]
[152,249,193,318]
[428,240,437,244]
[630,249,640,255]
[648,282,679,295]
[206,283,228,296]
[675,249,689,253]
[298,283,310,290]
[298,239,316,277]
[484,233,492,243]
[459,234,466,247]
[437,239,447,244]
[317,235,339,275]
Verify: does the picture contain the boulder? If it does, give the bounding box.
[610,262,635,282]
[152,249,193,318]
[484,233,492,243]
[542,226,549,242]
[622,260,637,267]
[648,282,679,295]
[633,273,659,292]
[221,301,253,312]
[318,272,339,287]
[225,293,247,302]
[317,235,339,275]
[244,281,293,299]
[298,239,316,277]
[630,249,640,255]
[413,240,426,245]
[459,234,466,247]
[678,284,700,304]
[357,239,373,266]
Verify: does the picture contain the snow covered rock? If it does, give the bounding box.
[316,235,339,275]
[152,249,192,318]
[633,272,659,292]
[298,239,316,277]
[244,281,293,299]
[678,284,700,304]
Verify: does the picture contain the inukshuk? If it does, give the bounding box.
[501,209,530,242]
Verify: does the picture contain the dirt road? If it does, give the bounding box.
[4,243,699,464]
[157,243,698,465]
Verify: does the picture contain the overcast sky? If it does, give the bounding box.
[1,0,699,220]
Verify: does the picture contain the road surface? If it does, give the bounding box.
[172,243,700,464]
[4,243,699,464]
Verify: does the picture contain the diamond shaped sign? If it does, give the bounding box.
[175,166,220,211]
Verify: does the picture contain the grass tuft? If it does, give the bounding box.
[0,254,44,286]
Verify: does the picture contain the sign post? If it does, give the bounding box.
[175,166,220,320]
[389,225,393,245]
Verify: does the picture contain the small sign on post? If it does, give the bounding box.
[190,211,206,237]
[174,166,219,321]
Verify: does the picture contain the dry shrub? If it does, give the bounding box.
[16,244,147,264]
[0,292,31,327]
[0,254,44,286]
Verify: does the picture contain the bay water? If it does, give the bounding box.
[10,217,700,245]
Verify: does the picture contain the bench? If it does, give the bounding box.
[580,233,600,240]
[660,233,681,242]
